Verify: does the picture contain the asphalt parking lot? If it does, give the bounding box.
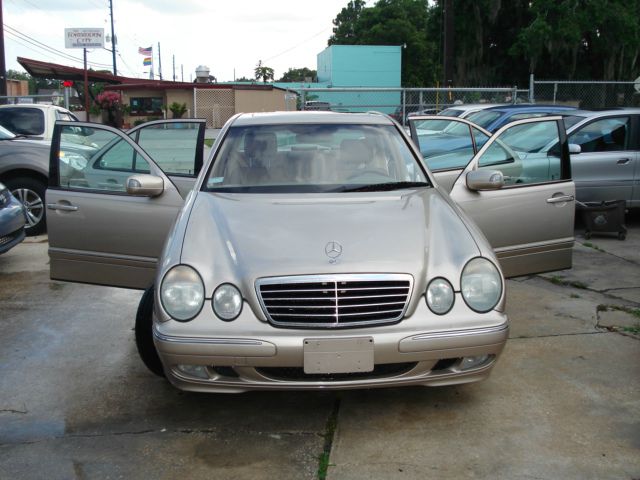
[1,215,639,480]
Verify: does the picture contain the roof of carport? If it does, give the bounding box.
[17,57,149,84]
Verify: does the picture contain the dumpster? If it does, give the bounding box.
[576,200,627,240]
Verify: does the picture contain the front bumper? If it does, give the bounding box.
[153,307,509,393]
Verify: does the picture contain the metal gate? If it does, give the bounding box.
[194,88,235,128]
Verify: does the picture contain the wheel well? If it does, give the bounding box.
[0,169,48,186]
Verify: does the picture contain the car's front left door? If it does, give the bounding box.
[408,116,491,191]
[47,120,205,289]
[449,116,575,277]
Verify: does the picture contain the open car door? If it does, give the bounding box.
[408,116,492,191]
[448,116,575,277]
[46,119,206,289]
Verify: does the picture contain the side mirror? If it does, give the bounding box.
[126,174,164,197]
[466,169,504,191]
[569,143,581,154]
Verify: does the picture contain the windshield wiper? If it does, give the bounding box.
[339,181,430,192]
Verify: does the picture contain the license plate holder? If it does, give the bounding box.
[303,337,374,374]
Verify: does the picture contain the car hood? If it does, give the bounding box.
[180,188,482,311]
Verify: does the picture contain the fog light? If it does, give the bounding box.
[459,355,491,371]
[176,364,209,379]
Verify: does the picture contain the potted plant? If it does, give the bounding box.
[169,102,188,119]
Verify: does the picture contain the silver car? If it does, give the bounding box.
[410,109,640,208]
[46,112,575,393]
[0,181,26,254]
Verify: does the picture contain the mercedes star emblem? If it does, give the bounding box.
[324,241,343,262]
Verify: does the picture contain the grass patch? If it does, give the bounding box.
[318,398,340,480]
[548,276,587,289]
[550,275,565,285]
[204,138,214,148]
[622,325,640,335]
[582,241,606,253]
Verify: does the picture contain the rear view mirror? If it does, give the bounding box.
[126,174,164,197]
[466,169,504,191]
[568,143,581,154]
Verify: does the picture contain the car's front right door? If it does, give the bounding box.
[47,120,205,289]
[449,117,575,277]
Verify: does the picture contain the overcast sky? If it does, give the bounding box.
[4,0,368,82]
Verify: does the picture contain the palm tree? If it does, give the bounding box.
[254,60,275,83]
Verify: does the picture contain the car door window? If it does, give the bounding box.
[568,117,630,153]
[130,122,202,176]
[410,118,479,171]
[477,119,564,185]
[57,125,151,192]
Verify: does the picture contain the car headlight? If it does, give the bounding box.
[160,265,205,321]
[460,257,502,313]
[426,277,454,314]
[212,283,243,321]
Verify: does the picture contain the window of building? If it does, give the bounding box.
[129,97,164,115]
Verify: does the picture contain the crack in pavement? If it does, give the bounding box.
[509,331,610,340]
[0,428,320,448]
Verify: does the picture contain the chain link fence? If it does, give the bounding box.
[194,88,236,128]
[299,87,529,125]
[532,79,640,109]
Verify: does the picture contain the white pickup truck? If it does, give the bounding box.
[0,104,79,142]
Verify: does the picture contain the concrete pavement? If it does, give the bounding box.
[0,215,638,479]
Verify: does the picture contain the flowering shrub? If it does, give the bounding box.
[95,91,122,110]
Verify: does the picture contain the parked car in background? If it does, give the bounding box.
[46,111,575,393]
[437,104,505,118]
[409,108,639,209]
[0,126,50,235]
[465,104,577,132]
[0,104,79,142]
[560,109,640,208]
[0,105,81,235]
[0,181,26,254]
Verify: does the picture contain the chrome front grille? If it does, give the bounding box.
[256,274,413,328]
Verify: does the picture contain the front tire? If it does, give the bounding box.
[135,286,165,377]
[5,176,47,236]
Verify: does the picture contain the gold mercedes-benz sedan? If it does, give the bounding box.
[46,111,575,393]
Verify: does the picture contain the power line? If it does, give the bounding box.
[263,27,330,63]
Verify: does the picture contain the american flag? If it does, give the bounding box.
[138,46,152,56]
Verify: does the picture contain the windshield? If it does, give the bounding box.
[438,108,464,117]
[205,123,430,193]
[465,110,502,129]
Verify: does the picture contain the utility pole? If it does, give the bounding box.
[0,0,7,100]
[109,0,117,75]
[157,42,163,80]
[443,0,454,87]
[172,54,175,81]
[181,64,184,82]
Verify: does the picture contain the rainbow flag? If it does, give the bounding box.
[139,46,152,56]
[143,57,152,66]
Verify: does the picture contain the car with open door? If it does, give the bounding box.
[47,112,574,393]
